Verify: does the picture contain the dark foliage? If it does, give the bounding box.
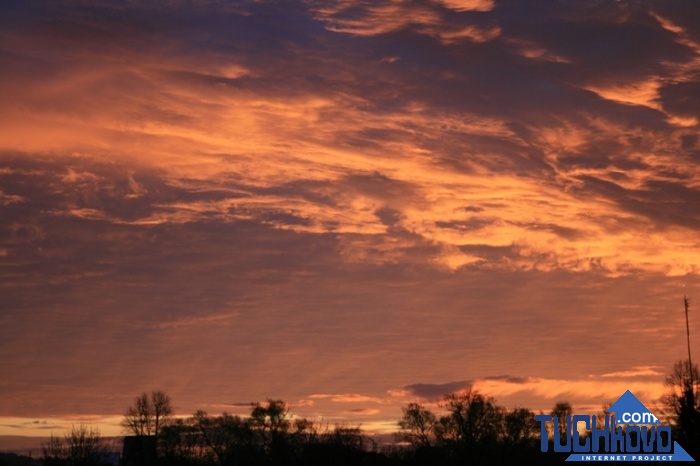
[662,359,700,458]
[0,452,34,466]
[42,425,114,466]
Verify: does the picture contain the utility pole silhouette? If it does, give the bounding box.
[682,295,700,455]
[686,295,694,390]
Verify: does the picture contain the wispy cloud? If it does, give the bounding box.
[309,394,385,404]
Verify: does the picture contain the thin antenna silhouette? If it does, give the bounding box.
[685,295,694,389]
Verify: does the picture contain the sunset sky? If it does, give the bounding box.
[2,0,700,439]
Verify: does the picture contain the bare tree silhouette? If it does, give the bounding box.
[397,402,438,448]
[122,390,173,438]
[42,425,111,466]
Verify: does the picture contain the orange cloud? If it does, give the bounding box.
[472,377,665,408]
[440,0,494,12]
[1,2,699,441]
[309,394,385,404]
[600,366,665,378]
[309,0,498,44]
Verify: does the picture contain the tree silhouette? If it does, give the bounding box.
[438,389,504,449]
[503,407,538,449]
[42,425,111,466]
[550,402,572,439]
[397,402,438,448]
[159,418,203,466]
[192,411,255,466]
[395,390,547,464]
[663,359,700,454]
[122,390,173,439]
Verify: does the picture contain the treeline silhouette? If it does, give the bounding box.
[129,393,560,466]
[26,358,700,466]
[35,392,563,466]
[0,452,34,466]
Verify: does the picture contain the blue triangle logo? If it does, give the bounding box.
[672,441,696,461]
[607,390,661,424]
